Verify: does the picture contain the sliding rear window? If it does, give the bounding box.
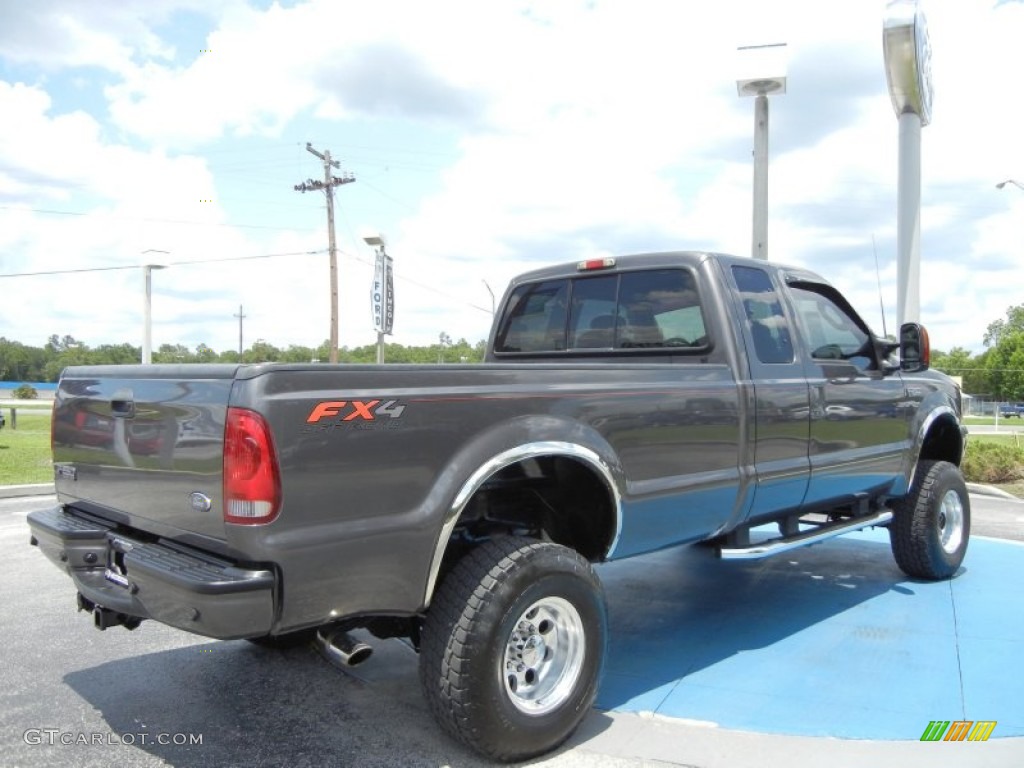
[494,269,707,355]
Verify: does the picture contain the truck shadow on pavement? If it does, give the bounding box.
[62,531,958,765]
[62,631,501,768]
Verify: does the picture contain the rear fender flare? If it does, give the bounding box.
[422,440,622,608]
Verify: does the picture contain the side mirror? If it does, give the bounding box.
[900,322,930,372]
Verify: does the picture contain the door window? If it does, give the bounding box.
[789,285,875,372]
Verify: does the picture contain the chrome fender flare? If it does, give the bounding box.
[422,441,622,608]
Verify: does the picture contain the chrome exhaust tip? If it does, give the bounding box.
[316,627,373,668]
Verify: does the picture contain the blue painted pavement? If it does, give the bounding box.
[595,528,1023,740]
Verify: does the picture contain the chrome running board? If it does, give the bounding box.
[719,509,893,560]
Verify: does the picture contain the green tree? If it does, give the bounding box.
[986,333,1024,401]
[0,338,34,380]
[45,334,81,355]
[984,304,1024,348]
[931,346,989,394]
[153,343,194,363]
[0,333,491,374]
[980,304,1024,401]
[242,340,282,363]
[194,343,218,363]
[93,343,141,365]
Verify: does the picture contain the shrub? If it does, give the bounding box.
[12,384,38,400]
[961,441,1024,484]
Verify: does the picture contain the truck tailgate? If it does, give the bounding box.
[52,365,237,544]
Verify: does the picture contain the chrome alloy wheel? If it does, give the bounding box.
[938,488,965,555]
[503,596,585,715]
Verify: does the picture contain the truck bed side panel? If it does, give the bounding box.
[228,363,743,628]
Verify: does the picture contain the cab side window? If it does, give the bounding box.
[731,265,794,364]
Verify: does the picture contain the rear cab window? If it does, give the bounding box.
[494,268,708,355]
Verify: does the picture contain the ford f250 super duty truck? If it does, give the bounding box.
[28,251,969,761]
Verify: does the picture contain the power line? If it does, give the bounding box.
[339,248,492,316]
[0,205,316,233]
[0,249,326,278]
[168,249,325,267]
[0,264,138,278]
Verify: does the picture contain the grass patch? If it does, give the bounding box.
[969,433,1023,449]
[0,411,52,485]
[964,416,1024,426]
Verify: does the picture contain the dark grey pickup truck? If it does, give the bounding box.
[28,251,968,760]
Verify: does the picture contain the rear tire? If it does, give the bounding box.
[419,536,606,762]
[890,460,970,580]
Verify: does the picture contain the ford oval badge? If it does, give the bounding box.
[189,492,213,513]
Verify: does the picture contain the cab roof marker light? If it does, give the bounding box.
[577,258,616,272]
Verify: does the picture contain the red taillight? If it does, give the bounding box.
[223,407,281,525]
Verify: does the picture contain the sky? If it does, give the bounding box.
[0,0,1022,358]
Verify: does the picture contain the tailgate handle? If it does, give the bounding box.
[111,390,135,418]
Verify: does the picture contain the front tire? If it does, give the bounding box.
[419,536,606,762]
[890,460,970,580]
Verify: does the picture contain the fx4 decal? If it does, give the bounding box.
[305,399,407,424]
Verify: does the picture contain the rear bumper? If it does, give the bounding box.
[27,505,275,639]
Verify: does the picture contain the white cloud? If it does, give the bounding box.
[2,0,1023,360]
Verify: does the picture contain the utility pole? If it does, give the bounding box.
[234,304,246,356]
[294,142,355,363]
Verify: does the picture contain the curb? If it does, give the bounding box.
[965,482,1021,501]
[0,483,55,500]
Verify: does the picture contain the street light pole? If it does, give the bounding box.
[996,179,1024,192]
[736,43,787,261]
[141,250,169,364]
[883,0,933,328]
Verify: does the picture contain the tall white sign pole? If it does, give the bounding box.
[737,44,787,261]
[883,0,933,328]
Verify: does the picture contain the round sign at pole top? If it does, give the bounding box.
[883,0,933,126]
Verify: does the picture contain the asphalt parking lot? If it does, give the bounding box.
[2,492,1022,767]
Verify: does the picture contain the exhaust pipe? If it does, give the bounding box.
[316,626,373,668]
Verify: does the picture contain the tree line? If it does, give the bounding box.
[0,333,487,383]
[931,304,1024,402]
[4,304,1024,400]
